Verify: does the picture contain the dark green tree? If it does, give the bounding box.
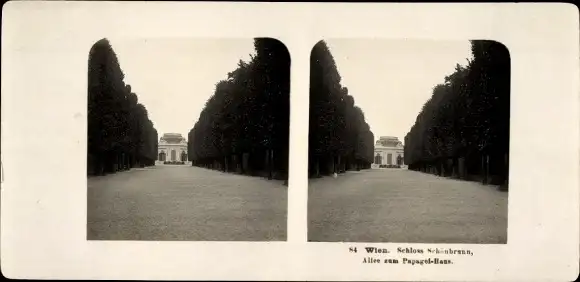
[87,38,158,176]
[308,40,375,178]
[404,40,510,189]
[188,38,291,180]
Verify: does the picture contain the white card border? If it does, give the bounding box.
[1,2,578,281]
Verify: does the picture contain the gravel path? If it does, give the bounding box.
[87,165,287,241]
[308,168,508,243]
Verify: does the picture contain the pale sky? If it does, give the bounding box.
[108,38,472,144]
[109,38,255,139]
[325,39,473,144]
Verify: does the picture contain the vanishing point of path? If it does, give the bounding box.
[308,168,508,243]
[88,165,287,241]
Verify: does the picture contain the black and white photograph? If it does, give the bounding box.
[2,2,578,281]
[86,37,290,241]
[307,39,510,243]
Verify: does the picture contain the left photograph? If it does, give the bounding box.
[86,38,290,241]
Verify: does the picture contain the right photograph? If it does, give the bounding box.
[307,39,510,244]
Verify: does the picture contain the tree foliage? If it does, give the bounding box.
[188,38,290,180]
[308,40,375,178]
[87,38,159,176]
[404,40,510,187]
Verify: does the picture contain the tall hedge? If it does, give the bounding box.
[404,40,510,188]
[87,38,158,176]
[188,38,290,180]
[308,40,375,178]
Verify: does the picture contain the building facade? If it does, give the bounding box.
[157,133,188,163]
[373,136,405,167]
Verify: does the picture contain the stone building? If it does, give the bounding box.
[373,136,405,167]
[157,133,188,163]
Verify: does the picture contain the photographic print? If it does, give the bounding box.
[307,39,510,244]
[2,2,578,281]
[86,37,290,241]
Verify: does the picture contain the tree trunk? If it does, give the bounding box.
[481,154,486,185]
[96,153,104,175]
[99,155,104,175]
[269,149,274,180]
[485,154,490,185]
[115,154,119,172]
[266,149,272,180]
[462,157,467,179]
[500,153,509,190]
[225,156,229,172]
[103,152,109,174]
[243,153,250,174]
[315,158,320,178]
[504,153,509,186]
